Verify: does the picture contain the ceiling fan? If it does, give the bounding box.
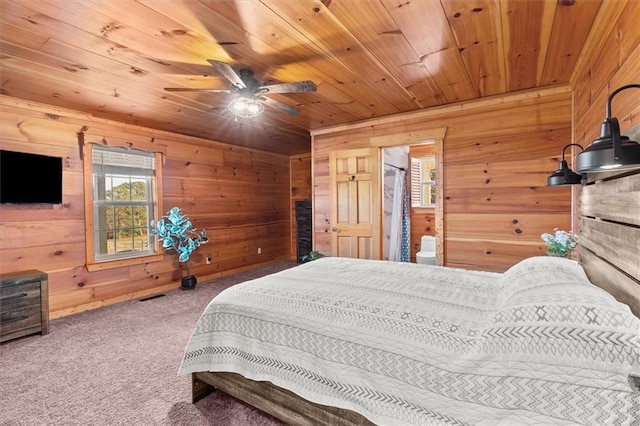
[164,60,317,118]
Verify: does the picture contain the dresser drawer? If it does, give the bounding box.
[0,303,41,336]
[0,281,41,307]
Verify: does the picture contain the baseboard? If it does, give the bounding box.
[49,256,296,319]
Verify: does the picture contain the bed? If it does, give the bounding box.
[178,255,640,425]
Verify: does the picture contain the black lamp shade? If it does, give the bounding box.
[547,143,584,186]
[576,84,640,173]
[576,133,640,172]
[547,160,583,186]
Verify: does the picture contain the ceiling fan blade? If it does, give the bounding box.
[207,59,246,89]
[164,87,232,93]
[259,81,317,94]
[259,96,301,116]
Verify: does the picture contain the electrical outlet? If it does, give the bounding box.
[257,247,262,254]
[206,254,212,264]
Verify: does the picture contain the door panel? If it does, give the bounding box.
[357,180,371,223]
[330,148,380,259]
[337,181,350,222]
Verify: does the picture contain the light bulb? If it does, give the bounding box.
[229,97,264,118]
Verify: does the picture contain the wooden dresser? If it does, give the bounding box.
[0,270,49,343]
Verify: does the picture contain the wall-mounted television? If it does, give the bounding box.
[0,149,63,204]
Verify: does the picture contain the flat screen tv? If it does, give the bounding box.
[0,149,63,204]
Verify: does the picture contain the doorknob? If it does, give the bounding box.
[331,227,340,233]
[348,175,356,182]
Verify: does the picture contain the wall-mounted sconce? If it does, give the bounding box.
[576,84,640,172]
[547,143,584,186]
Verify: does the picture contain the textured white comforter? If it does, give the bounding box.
[179,256,640,425]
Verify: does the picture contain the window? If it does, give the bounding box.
[411,156,436,207]
[84,144,163,270]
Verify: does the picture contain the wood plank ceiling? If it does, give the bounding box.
[0,0,601,155]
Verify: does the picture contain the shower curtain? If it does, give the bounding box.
[389,169,410,262]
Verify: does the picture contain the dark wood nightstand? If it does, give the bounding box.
[0,270,49,343]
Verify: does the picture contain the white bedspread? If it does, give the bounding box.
[179,256,640,425]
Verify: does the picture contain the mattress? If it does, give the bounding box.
[179,256,640,425]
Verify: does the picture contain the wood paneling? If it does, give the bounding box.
[0,0,602,155]
[0,96,295,317]
[312,87,572,271]
[571,0,640,317]
[579,171,640,226]
[445,239,546,272]
[579,216,640,279]
[0,0,636,317]
[578,248,640,318]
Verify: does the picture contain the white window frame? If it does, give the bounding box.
[84,144,163,271]
[411,156,436,208]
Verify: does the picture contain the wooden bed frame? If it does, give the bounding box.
[191,168,640,425]
[192,371,374,425]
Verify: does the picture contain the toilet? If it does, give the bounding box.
[416,236,436,265]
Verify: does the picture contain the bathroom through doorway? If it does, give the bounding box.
[383,141,437,263]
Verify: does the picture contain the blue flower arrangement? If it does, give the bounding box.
[151,207,208,279]
[541,228,577,258]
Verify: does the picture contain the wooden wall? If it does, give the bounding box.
[312,87,573,272]
[0,96,297,318]
[571,1,640,315]
[409,144,435,263]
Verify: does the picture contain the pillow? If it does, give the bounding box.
[498,256,597,309]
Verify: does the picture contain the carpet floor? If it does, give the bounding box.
[0,261,298,426]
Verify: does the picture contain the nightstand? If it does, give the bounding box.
[0,270,49,343]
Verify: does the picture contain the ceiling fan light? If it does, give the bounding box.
[247,102,261,115]
[229,97,264,118]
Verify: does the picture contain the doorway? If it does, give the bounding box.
[327,127,446,264]
[383,141,437,263]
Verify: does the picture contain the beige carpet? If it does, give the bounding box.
[0,261,298,426]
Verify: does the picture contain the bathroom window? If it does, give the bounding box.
[410,156,436,207]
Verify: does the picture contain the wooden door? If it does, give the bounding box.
[329,148,381,259]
